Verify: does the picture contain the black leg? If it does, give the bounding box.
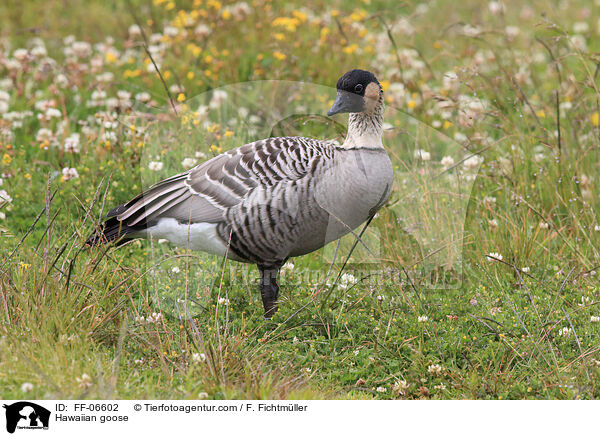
[259,266,281,319]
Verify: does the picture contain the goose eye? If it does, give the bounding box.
[354,84,363,93]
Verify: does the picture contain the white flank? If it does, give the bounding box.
[142,218,228,256]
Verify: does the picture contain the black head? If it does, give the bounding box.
[328,69,381,116]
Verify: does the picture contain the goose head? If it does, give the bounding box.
[327,69,382,117]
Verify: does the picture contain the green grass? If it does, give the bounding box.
[1,0,599,399]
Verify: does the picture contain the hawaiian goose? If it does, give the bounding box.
[87,69,394,318]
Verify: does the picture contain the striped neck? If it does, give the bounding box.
[343,94,384,149]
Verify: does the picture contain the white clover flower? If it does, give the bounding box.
[45,107,62,119]
[54,74,68,88]
[0,190,13,206]
[539,221,549,229]
[591,316,600,323]
[31,45,47,58]
[76,373,92,389]
[0,101,8,114]
[62,167,79,181]
[428,364,443,376]
[21,382,34,393]
[13,48,29,61]
[521,266,530,273]
[64,133,80,153]
[573,22,590,33]
[281,262,295,273]
[72,41,92,58]
[376,386,387,393]
[558,327,572,337]
[442,71,459,92]
[417,315,428,323]
[218,297,230,306]
[164,25,180,37]
[181,157,197,169]
[146,312,162,323]
[135,92,151,103]
[117,90,131,102]
[171,266,181,274]
[483,196,496,207]
[377,295,385,302]
[487,252,503,261]
[392,380,409,395]
[488,1,505,14]
[195,151,207,160]
[0,212,5,220]
[505,26,520,39]
[441,156,455,169]
[198,392,209,399]
[148,161,164,171]
[147,62,161,73]
[434,383,447,391]
[192,353,207,363]
[229,2,252,20]
[569,35,587,51]
[128,24,142,37]
[594,225,600,232]
[237,107,249,118]
[338,273,358,290]
[414,149,431,161]
[463,155,483,170]
[194,23,212,37]
[453,132,467,143]
[209,90,228,109]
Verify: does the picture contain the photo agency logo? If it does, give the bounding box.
[2,402,50,433]
[111,79,481,317]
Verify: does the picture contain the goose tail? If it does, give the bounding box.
[85,205,139,247]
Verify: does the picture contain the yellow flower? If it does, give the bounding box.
[536,110,546,118]
[292,10,307,23]
[591,112,599,126]
[2,153,11,165]
[187,71,195,80]
[187,43,202,57]
[349,9,367,22]
[273,17,300,32]
[177,93,186,102]
[222,9,231,19]
[274,33,285,41]
[105,52,118,64]
[224,130,234,137]
[24,173,31,180]
[207,0,221,10]
[407,100,416,109]
[273,51,286,61]
[343,44,358,54]
[379,80,390,91]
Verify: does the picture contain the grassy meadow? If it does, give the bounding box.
[1,0,600,399]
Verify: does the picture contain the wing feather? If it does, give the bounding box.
[111,137,333,228]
